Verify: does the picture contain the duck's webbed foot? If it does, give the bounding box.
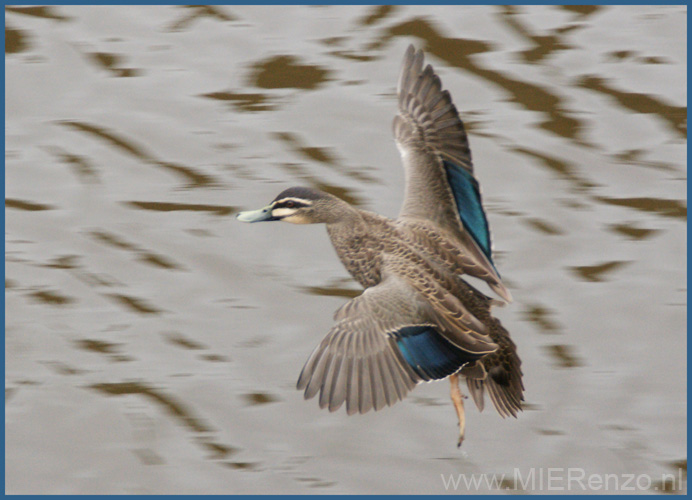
[449,373,467,447]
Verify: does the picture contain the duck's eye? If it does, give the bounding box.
[285,201,296,209]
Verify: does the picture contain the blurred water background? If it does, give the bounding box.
[5,5,687,494]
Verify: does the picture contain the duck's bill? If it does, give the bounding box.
[236,205,277,223]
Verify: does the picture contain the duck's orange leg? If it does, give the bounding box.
[449,373,467,447]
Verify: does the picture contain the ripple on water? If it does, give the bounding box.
[58,121,218,188]
[543,344,584,369]
[74,339,133,363]
[200,90,278,113]
[166,5,237,32]
[5,5,686,494]
[6,199,54,211]
[243,392,280,406]
[5,24,30,54]
[248,55,331,90]
[5,6,70,21]
[570,261,630,283]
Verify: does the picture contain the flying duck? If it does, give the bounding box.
[237,45,524,446]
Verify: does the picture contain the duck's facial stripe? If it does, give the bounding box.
[271,198,312,219]
[273,197,313,209]
[271,207,299,219]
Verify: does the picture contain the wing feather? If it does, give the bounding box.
[297,269,500,414]
[393,45,511,303]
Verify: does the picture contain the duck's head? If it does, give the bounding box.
[237,186,339,224]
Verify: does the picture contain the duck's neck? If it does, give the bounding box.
[320,194,363,226]
[325,204,383,288]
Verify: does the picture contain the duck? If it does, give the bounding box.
[237,45,524,446]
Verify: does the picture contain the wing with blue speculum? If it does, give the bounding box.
[393,45,509,299]
[394,326,484,381]
[444,160,492,265]
[296,275,495,415]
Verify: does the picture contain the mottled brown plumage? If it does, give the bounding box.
[237,45,524,445]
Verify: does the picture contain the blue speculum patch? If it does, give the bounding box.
[443,160,494,266]
[394,326,478,380]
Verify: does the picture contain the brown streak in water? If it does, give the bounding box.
[43,146,99,182]
[133,449,165,466]
[89,381,211,433]
[274,132,336,164]
[58,121,216,188]
[296,477,336,488]
[612,149,676,173]
[609,223,658,240]
[571,261,629,282]
[225,461,258,470]
[670,459,687,475]
[157,161,216,189]
[544,344,583,368]
[321,36,347,47]
[273,132,379,184]
[537,429,565,436]
[91,230,135,250]
[594,196,687,220]
[249,55,330,90]
[41,361,84,376]
[522,304,561,333]
[168,5,236,31]
[28,289,74,306]
[124,200,236,216]
[243,392,279,405]
[202,441,237,460]
[525,218,563,236]
[639,56,669,65]
[385,18,584,141]
[578,76,687,139]
[138,253,179,270]
[5,24,29,54]
[200,354,228,362]
[200,91,276,112]
[513,147,595,191]
[87,52,140,78]
[75,339,131,362]
[5,6,69,21]
[60,121,149,158]
[6,198,54,211]
[90,230,183,270]
[559,5,602,17]
[357,5,398,27]
[76,339,120,355]
[106,293,162,315]
[313,182,362,207]
[327,50,378,63]
[163,332,206,350]
[609,50,634,62]
[278,162,364,206]
[498,6,574,63]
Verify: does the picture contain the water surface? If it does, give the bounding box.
[5,5,687,494]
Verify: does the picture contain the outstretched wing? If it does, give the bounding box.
[297,274,496,415]
[393,45,508,299]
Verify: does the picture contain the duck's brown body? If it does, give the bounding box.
[237,45,524,445]
[326,204,523,418]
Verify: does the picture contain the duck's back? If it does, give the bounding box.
[327,211,467,290]
[326,210,395,288]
